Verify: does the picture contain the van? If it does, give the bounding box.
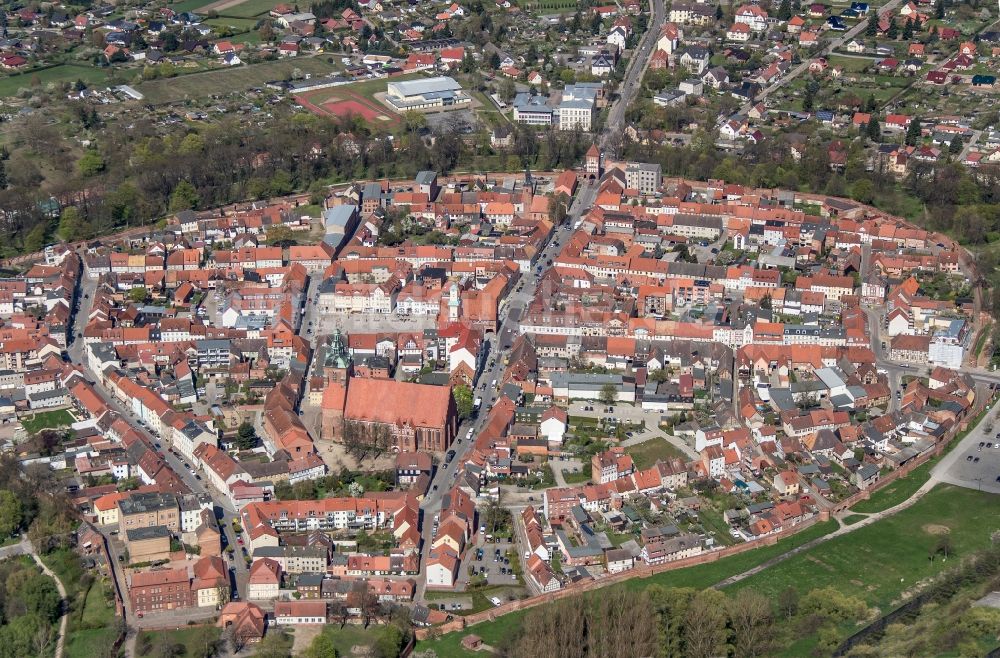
[490,597,503,607]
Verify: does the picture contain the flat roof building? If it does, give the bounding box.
[386,76,470,111]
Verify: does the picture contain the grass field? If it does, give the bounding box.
[730,485,994,612]
[136,57,338,104]
[626,437,685,469]
[203,16,260,30]
[137,626,220,657]
[417,520,838,657]
[0,64,116,98]
[20,408,75,434]
[204,0,283,17]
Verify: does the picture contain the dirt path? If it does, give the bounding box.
[28,546,69,658]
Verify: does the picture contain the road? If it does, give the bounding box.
[67,262,250,604]
[415,181,600,601]
[735,0,906,117]
[599,0,665,156]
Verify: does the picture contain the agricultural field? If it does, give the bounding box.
[135,56,338,104]
[0,64,118,98]
[198,0,284,18]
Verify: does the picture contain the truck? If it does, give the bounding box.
[473,396,482,415]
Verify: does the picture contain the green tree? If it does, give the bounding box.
[866,14,877,36]
[169,180,199,211]
[178,133,205,155]
[0,489,22,538]
[77,149,105,177]
[598,383,617,406]
[949,133,963,155]
[22,574,60,623]
[935,0,944,18]
[887,18,898,39]
[902,17,914,40]
[866,117,880,142]
[302,632,338,658]
[236,422,258,450]
[905,116,922,146]
[453,384,474,419]
[851,179,876,204]
[777,0,791,20]
[58,206,84,241]
[23,223,47,254]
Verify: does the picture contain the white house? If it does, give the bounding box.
[540,407,567,446]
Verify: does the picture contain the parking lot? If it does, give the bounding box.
[933,401,1000,494]
[460,537,522,588]
[949,437,1000,491]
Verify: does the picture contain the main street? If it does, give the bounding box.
[599,0,665,157]
[66,264,251,604]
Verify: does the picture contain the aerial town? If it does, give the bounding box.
[0,0,998,656]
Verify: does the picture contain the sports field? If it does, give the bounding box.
[296,87,399,125]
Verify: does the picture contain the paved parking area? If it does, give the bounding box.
[460,538,521,588]
[933,400,1000,494]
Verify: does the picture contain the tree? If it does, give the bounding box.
[887,18,898,39]
[684,589,730,658]
[302,632,338,658]
[0,489,23,538]
[598,383,617,406]
[236,422,258,450]
[453,384,474,420]
[58,206,84,242]
[866,117,880,142]
[935,534,953,559]
[777,0,791,20]
[905,116,922,146]
[729,590,773,658]
[778,586,799,619]
[169,180,199,211]
[866,14,877,36]
[548,192,569,225]
[76,149,104,178]
[23,223,47,255]
[22,575,60,624]
[498,77,516,104]
[935,0,944,18]
[950,134,963,155]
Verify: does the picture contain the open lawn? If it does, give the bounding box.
[21,408,75,434]
[66,628,119,658]
[730,485,995,612]
[137,626,220,657]
[417,520,837,657]
[0,64,116,98]
[626,437,685,469]
[136,57,337,104]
